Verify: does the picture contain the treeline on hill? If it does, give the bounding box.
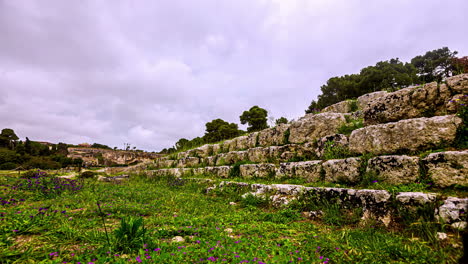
[160,106,289,154]
[0,128,112,170]
[306,47,468,112]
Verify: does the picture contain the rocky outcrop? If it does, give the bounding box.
[177,157,200,168]
[357,91,388,110]
[363,74,468,126]
[396,192,437,205]
[240,164,276,179]
[276,161,322,182]
[349,115,462,155]
[321,100,356,113]
[323,158,361,183]
[435,197,468,230]
[423,150,468,187]
[258,124,290,146]
[315,134,349,158]
[67,147,161,166]
[289,113,347,144]
[366,155,420,185]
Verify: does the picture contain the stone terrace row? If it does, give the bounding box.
[147,150,468,188]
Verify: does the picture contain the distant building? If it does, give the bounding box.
[78,143,92,148]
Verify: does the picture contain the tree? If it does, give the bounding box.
[452,56,468,74]
[275,117,288,126]
[240,106,268,132]
[203,119,241,143]
[410,47,458,82]
[0,128,19,149]
[91,143,111,149]
[175,138,190,151]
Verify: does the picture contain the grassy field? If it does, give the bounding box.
[0,171,464,263]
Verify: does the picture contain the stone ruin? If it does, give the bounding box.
[128,74,468,228]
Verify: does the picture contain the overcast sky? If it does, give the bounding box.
[1,0,467,151]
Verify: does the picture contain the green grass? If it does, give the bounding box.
[0,172,464,263]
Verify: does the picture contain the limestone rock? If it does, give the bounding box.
[177,151,189,160]
[322,100,355,113]
[395,192,437,205]
[323,158,361,183]
[204,156,217,166]
[205,166,231,178]
[436,197,468,224]
[240,164,276,179]
[177,157,200,168]
[289,113,347,144]
[192,168,205,175]
[366,155,420,185]
[246,132,259,149]
[446,73,468,93]
[188,144,213,158]
[212,144,222,155]
[257,124,290,146]
[423,150,468,187]
[437,232,448,241]
[315,134,349,158]
[156,159,175,168]
[247,147,269,163]
[277,161,322,182]
[172,236,185,243]
[446,94,468,113]
[349,115,462,155]
[223,151,248,165]
[235,136,249,150]
[357,91,388,110]
[222,139,236,152]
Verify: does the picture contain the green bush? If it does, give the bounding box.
[113,216,147,253]
[79,171,96,179]
[0,162,17,170]
[454,96,468,148]
[322,141,352,160]
[337,118,363,135]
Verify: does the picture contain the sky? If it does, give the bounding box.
[1,0,467,152]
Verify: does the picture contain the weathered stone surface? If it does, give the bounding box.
[289,113,347,144]
[247,147,269,163]
[156,159,175,168]
[67,147,161,166]
[315,134,349,158]
[293,161,323,182]
[204,156,217,166]
[223,151,248,165]
[234,136,249,150]
[349,115,462,155]
[222,139,236,152]
[323,158,361,183]
[396,192,437,205]
[357,91,388,110]
[423,150,468,187]
[240,164,276,179]
[363,86,419,125]
[446,73,468,93]
[212,144,222,155]
[246,132,259,149]
[366,155,420,185]
[322,100,354,113]
[177,157,199,168]
[362,80,462,125]
[258,124,290,146]
[277,161,322,182]
[446,94,468,113]
[205,166,231,178]
[192,168,205,175]
[435,197,468,225]
[188,144,213,158]
[215,153,228,166]
[177,151,189,160]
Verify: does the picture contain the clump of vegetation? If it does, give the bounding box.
[113,216,147,253]
[321,140,352,160]
[454,95,468,148]
[79,171,96,179]
[338,117,363,135]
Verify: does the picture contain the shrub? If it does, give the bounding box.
[337,118,363,135]
[322,141,352,160]
[78,171,96,179]
[0,162,17,170]
[113,216,147,253]
[454,95,468,148]
[15,171,83,198]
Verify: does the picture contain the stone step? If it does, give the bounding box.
[205,180,468,229]
[156,114,463,169]
[146,150,468,187]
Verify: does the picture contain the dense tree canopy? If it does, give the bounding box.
[203,119,242,143]
[411,47,458,82]
[275,117,288,126]
[0,128,19,149]
[240,106,269,132]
